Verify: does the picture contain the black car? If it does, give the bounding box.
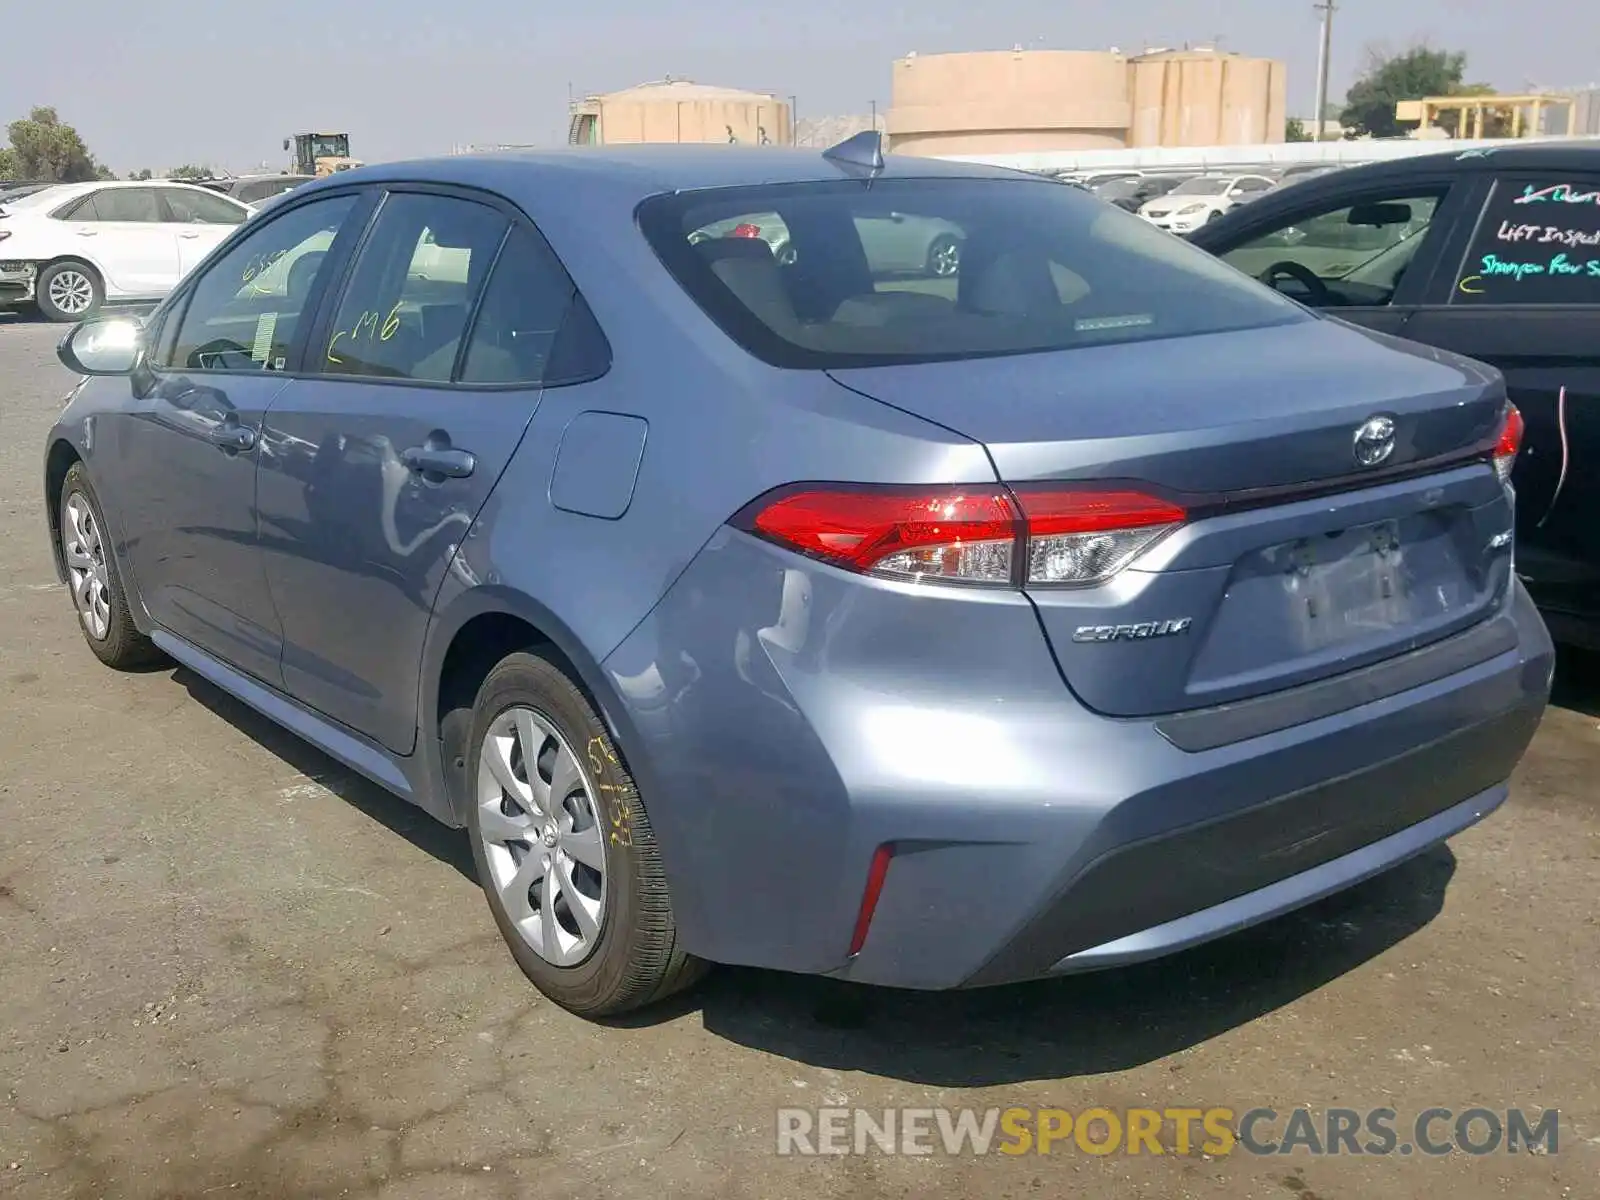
[1092,173,1194,212]
[1189,142,1600,649]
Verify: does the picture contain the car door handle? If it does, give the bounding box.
[178,231,201,239]
[76,230,97,237]
[401,446,475,478]
[209,425,255,452]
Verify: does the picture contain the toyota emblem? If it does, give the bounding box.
[1352,416,1396,468]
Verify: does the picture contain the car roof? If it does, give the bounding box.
[303,144,1047,208]
[1281,140,1600,187]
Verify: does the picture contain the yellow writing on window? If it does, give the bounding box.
[326,302,403,364]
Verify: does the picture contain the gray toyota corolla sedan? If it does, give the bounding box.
[42,136,1552,1018]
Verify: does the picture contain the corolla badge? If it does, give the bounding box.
[1353,416,1396,468]
[1072,618,1192,643]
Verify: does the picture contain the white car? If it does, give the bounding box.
[0,180,252,321]
[1138,174,1276,234]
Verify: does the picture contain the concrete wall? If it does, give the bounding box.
[886,48,1286,157]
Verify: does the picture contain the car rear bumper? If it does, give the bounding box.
[600,530,1553,990]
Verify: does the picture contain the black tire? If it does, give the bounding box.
[57,463,164,669]
[466,650,706,1017]
[35,261,105,323]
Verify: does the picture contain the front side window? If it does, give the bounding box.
[1452,176,1600,305]
[162,193,358,372]
[640,177,1305,369]
[319,192,509,382]
[161,187,248,225]
[69,188,162,222]
[1219,190,1445,308]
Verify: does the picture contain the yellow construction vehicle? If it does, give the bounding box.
[283,133,363,178]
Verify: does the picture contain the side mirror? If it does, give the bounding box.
[57,315,145,376]
[282,138,292,151]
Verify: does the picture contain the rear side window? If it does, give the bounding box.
[318,192,510,382]
[637,177,1306,368]
[1452,176,1600,305]
[65,188,162,222]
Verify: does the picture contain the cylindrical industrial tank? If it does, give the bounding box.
[584,81,792,146]
[887,50,1132,157]
[1127,50,1286,147]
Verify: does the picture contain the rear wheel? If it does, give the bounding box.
[466,650,706,1017]
[37,261,104,323]
[58,463,163,669]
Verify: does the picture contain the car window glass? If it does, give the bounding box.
[319,193,509,382]
[641,178,1305,369]
[162,187,248,225]
[458,226,577,384]
[1451,177,1600,305]
[80,188,162,222]
[1218,191,1444,308]
[162,194,358,372]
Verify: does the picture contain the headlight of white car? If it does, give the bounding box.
[1174,203,1207,217]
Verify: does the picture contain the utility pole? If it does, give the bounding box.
[1312,0,1336,141]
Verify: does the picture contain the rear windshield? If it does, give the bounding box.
[637,177,1305,368]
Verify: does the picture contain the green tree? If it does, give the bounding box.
[5,106,109,181]
[0,147,16,179]
[1285,117,1311,142]
[167,164,211,180]
[128,167,154,181]
[1340,46,1474,138]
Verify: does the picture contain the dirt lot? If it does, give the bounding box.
[0,312,1595,1199]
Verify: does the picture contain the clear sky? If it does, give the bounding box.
[4,0,1593,174]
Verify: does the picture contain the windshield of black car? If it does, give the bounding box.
[637,177,1306,369]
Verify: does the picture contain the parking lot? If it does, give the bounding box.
[0,309,1596,1199]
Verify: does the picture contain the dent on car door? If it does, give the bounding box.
[1201,178,1464,337]
[1403,172,1600,637]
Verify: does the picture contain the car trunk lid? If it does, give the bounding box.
[828,319,1517,717]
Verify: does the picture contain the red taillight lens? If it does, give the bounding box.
[1493,402,1523,483]
[741,485,1185,587]
[731,223,762,238]
[749,487,1018,583]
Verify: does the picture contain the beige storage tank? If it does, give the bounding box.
[886,50,1132,156]
[1127,49,1286,147]
[568,79,792,146]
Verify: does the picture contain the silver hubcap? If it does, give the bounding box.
[931,240,960,276]
[476,706,608,967]
[62,493,112,640]
[48,270,94,315]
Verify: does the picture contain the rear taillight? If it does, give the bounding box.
[1493,402,1523,484]
[739,485,1185,587]
[731,223,762,238]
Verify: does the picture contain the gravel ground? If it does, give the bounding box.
[0,311,1596,1199]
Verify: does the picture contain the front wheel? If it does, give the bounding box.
[58,463,163,669]
[36,261,104,323]
[466,650,706,1017]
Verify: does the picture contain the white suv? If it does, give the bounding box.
[0,181,251,321]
